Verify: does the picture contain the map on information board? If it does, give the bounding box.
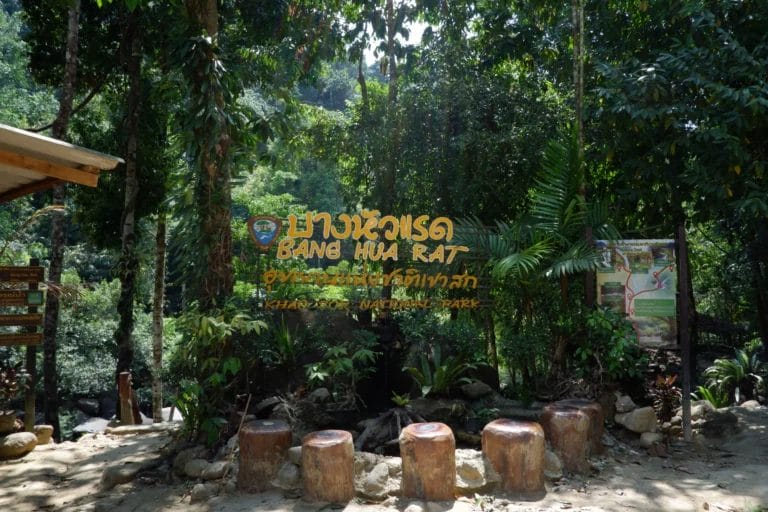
[596,239,677,347]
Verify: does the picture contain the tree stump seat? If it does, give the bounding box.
[556,398,605,455]
[399,422,456,501]
[482,419,545,499]
[237,419,292,492]
[302,429,354,504]
[540,403,591,474]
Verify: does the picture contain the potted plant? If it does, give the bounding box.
[0,360,25,434]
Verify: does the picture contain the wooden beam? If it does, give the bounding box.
[0,177,60,203]
[0,148,99,187]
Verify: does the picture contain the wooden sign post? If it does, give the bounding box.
[0,260,45,432]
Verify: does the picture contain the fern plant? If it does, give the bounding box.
[455,130,620,281]
[404,345,475,397]
[704,346,765,404]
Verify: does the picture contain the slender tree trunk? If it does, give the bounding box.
[152,213,167,423]
[380,0,400,309]
[115,12,142,416]
[185,0,233,311]
[42,0,81,441]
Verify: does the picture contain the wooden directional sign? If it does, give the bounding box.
[0,333,42,346]
[0,266,44,283]
[0,290,44,306]
[0,313,43,327]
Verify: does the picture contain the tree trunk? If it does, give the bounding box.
[185,0,234,311]
[152,213,166,423]
[42,0,81,442]
[115,11,142,416]
[380,0,400,311]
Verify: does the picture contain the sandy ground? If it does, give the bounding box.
[1,405,767,512]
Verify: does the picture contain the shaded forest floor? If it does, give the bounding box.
[1,405,767,512]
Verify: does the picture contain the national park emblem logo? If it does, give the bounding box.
[247,216,282,250]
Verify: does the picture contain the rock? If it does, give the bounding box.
[76,398,101,416]
[354,450,383,475]
[615,406,658,433]
[34,424,54,445]
[601,432,617,448]
[614,394,637,413]
[185,458,212,478]
[288,446,302,465]
[639,432,664,448]
[173,445,208,476]
[671,415,682,426]
[700,409,739,438]
[460,381,494,400]
[190,482,218,504]
[254,396,281,417]
[403,503,426,512]
[360,462,390,499]
[455,448,500,494]
[73,417,110,435]
[739,400,762,410]
[384,456,402,478]
[162,407,184,422]
[271,461,301,490]
[409,398,468,425]
[675,400,715,419]
[201,461,229,480]
[100,462,144,490]
[307,387,331,403]
[544,449,563,480]
[0,432,37,459]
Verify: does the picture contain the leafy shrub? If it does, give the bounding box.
[575,307,647,383]
[305,329,380,409]
[171,304,265,444]
[649,374,681,423]
[694,384,729,409]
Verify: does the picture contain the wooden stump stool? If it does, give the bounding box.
[238,419,292,492]
[302,430,354,504]
[399,422,455,501]
[557,399,605,455]
[482,419,545,499]
[540,403,590,474]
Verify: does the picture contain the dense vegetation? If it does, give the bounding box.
[0,0,765,443]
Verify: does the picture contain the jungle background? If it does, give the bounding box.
[0,0,766,444]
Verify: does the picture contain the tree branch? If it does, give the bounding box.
[26,78,109,133]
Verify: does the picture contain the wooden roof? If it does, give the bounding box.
[0,123,123,203]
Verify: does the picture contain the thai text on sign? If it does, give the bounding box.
[275,210,469,263]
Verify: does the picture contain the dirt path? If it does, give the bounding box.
[2,405,767,512]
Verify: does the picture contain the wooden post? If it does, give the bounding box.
[482,419,545,499]
[118,372,134,425]
[540,403,590,474]
[237,419,292,493]
[302,429,354,504]
[677,223,692,442]
[24,258,40,432]
[399,422,456,501]
[556,399,604,455]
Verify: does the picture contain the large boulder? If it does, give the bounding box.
[615,406,658,433]
[700,409,739,438]
[461,381,494,400]
[271,461,301,490]
[614,394,637,413]
[544,449,563,480]
[409,398,468,425]
[358,461,391,500]
[34,424,54,445]
[454,449,500,495]
[0,432,36,459]
[76,398,101,417]
[173,445,208,476]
